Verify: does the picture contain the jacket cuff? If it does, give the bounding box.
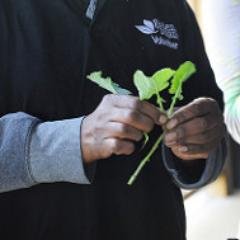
[0,112,40,193]
[162,138,226,189]
[29,117,95,185]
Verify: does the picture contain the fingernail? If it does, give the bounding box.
[179,146,188,152]
[167,119,178,130]
[165,132,177,142]
[159,115,167,125]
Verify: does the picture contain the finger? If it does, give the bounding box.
[110,108,155,133]
[176,141,218,156]
[104,122,143,142]
[164,114,220,146]
[139,101,167,125]
[105,138,135,156]
[166,98,220,130]
[171,147,209,161]
[178,125,225,145]
[105,94,164,124]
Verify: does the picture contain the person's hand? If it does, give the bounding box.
[163,98,225,161]
[81,94,164,164]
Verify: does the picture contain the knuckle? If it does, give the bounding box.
[195,97,214,105]
[177,109,190,123]
[145,121,154,132]
[125,110,138,123]
[206,97,216,104]
[200,97,219,111]
[178,138,186,145]
[175,113,185,123]
[96,112,104,121]
[199,118,207,129]
[131,99,141,110]
[208,98,219,111]
[136,132,143,141]
[111,139,121,152]
[199,131,209,142]
[176,126,185,139]
[192,102,202,115]
[126,143,135,154]
[103,94,114,104]
[95,125,103,135]
[118,124,128,134]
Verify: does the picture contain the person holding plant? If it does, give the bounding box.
[0,0,225,239]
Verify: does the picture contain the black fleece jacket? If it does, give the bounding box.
[0,0,225,239]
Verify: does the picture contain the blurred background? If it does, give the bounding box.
[185,1,240,239]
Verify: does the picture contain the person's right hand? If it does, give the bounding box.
[81,94,165,164]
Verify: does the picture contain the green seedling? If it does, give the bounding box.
[87,61,197,185]
[128,61,196,185]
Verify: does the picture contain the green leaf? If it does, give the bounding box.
[169,61,196,99]
[134,69,174,101]
[133,70,155,100]
[87,71,132,95]
[152,68,175,92]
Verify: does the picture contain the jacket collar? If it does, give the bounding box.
[90,0,107,25]
[68,0,107,26]
[92,0,107,23]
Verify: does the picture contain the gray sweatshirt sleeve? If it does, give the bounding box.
[0,112,93,193]
[162,138,226,189]
[29,117,93,184]
[0,112,39,192]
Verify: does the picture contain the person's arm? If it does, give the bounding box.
[161,1,226,189]
[201,1,240,144]
[0,112,92,193]
[224,76,240,144]
[0,95,166,193]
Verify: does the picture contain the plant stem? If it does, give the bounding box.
[128,84,183,185]
[127,134,164,185]
[143,133,149,146]
[156,93,165,112]
[168,86,181,116]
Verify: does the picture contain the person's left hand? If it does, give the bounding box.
[163,98,225,161]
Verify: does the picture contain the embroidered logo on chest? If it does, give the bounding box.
[135,19,179,50]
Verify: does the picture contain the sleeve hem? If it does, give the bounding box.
[25,119,42,185]
[80,117,97,183]
[162,138,226,189]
